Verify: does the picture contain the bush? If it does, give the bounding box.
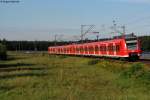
[121,63,145,78]
[88,59,99,65]
[121,63,150,85]
[0,43,7,60]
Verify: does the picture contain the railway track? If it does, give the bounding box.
[55,54,150,66]
[96,57,150,66]
[138,59,150,66]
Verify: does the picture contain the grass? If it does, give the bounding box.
[0,52,150,100]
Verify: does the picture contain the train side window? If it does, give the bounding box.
[58,48,59,53]
[108,46,111,51]
[80,47,82,52]
[78,48,80,52]
[113,46,116,51]
[116,45,120,52]
[89,46,94,52]
[95,45,99,52]
[104,46,106,51]
[108,44,113,51]
[111,45,113,51]
[64,48,66,53]
[69,48,70,52]
[85,46,88,52]
[79,47,81,52]
[88,47,91,51]
[57,48,59,53]
[82,46,84,52]
[100,46,103,51]
[73,47,75,52]
[81,47,84,52]
[100,46,102,51]
[76,47,79,52]
[65,48,67,52]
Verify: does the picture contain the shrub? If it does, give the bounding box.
[121,63,150,85]
[88,59,99,65]
[59,55,68,59]
[121,63,145,78]
[0,43,7,60]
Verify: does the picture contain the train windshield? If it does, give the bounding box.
[126,42,137,50]
[125,34,137,50]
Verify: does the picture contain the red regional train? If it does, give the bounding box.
[48,34,142,60]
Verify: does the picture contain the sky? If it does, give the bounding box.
[0,0,150,41]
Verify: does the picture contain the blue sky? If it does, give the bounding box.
[0,0,150,41]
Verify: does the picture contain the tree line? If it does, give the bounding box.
[0,36,150,52]
[0,43,7,60]
[139,36,150,52]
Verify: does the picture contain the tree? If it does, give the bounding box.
[0,43,7,60]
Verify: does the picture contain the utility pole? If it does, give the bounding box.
[112,20,126,38]
[81,25,84,42]
[34,40,37,52]
[54,34,57,46]
[121,25,126,34]
[121,25,126,38]
[96,35,99,41]
[92,32,99,41]
[113,20,117,33]
[80,25,95,43]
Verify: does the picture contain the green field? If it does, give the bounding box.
[0,52,150,100]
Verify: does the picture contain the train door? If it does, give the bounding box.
[57,48,59,54]
[67,47,70,54]
[80,46,84,55]
[95,45,99,55]
[72,45,75,55]
[88,45,94,55]
[55,48,57,54]
[76,46,80,55]
[60,48,62,54]
[63,47,66,54]
[61,48,63,54]
[69,46,71,54]
[100,44,106,55]
[52,48,54,54]
[120,40,127,57]
[108,43,114,55]
[115,43,121,56]
[100,45,103,55]
[84,45,88,55]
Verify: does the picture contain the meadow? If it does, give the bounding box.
[0,52,150,100]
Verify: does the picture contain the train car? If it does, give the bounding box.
[48,34,142,60]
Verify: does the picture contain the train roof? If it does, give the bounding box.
[48,33,138,49]
[49,38,125,48]
[113,33,137,39]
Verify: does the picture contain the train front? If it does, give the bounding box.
[125,34,142,60]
